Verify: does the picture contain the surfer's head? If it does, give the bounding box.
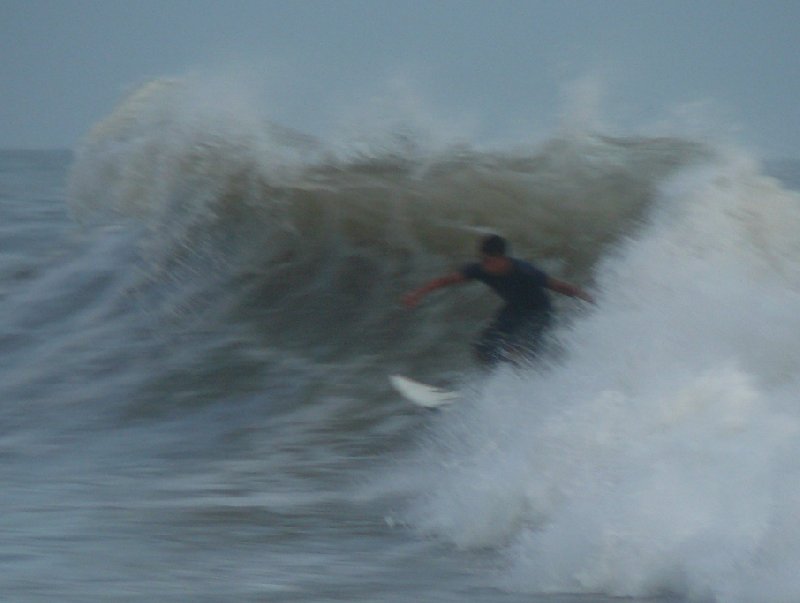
[478,235,511,274]
[479,234,507,257]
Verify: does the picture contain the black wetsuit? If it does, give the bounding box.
[461,259,552,366]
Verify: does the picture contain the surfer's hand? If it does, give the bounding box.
[547,277,595,304]
[402,273,463,309]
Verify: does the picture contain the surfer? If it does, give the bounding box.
[403,234,594,366]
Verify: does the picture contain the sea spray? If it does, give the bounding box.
[403,151,800,602]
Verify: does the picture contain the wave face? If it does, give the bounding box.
[66,78,800,602]
[68,78,706,367]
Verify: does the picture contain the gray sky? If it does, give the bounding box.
[2,0,799,157]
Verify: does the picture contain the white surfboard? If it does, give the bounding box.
[389,375,459,409]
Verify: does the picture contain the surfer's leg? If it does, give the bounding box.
[473,324,504,367]
[504,311,552,365]
[473,308,516,367]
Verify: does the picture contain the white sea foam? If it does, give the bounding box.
[407,152,800,601]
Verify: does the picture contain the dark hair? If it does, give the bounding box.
[479,234,507,256]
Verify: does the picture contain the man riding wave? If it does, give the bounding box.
[403,235,593,366]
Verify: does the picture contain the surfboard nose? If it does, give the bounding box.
[389,375,459,408]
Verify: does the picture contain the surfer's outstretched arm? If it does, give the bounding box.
[403,272,466,308]
[546,277,594,303]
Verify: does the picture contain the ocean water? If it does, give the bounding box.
[3,79,800,603]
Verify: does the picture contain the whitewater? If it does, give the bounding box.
[2,77,800,602]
